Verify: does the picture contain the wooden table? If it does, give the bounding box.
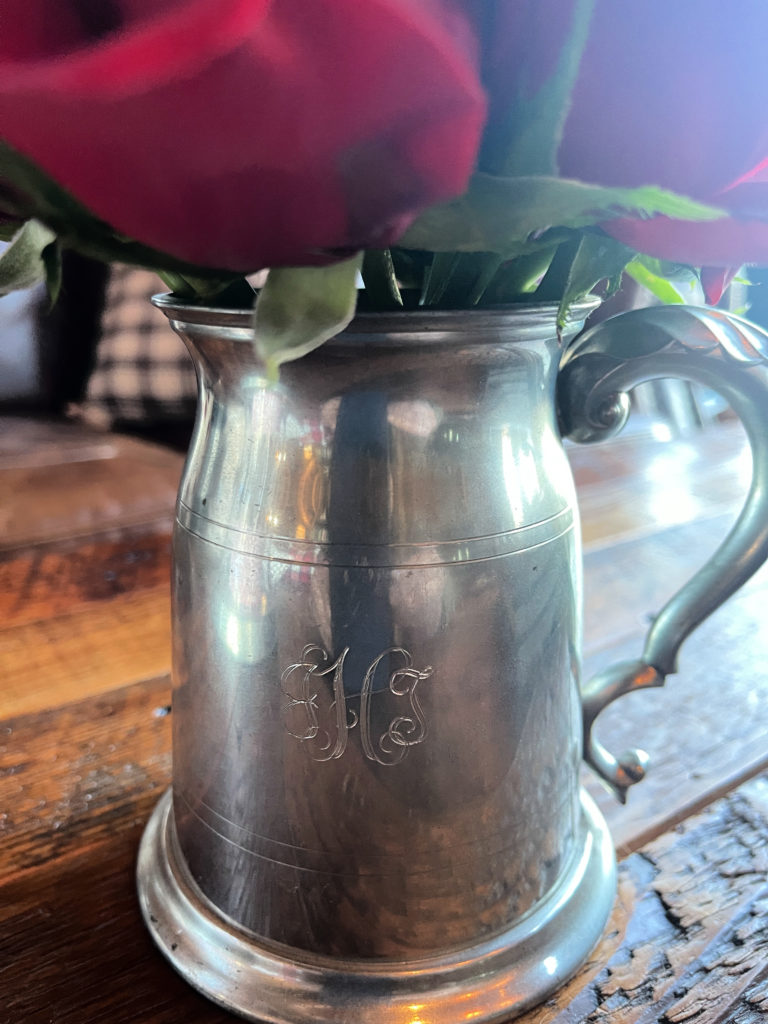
[2,415,767,1024]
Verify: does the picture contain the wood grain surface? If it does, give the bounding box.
[0,423,182,552]
[518,774,768,1024]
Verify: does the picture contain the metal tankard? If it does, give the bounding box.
[138,299,768,1024]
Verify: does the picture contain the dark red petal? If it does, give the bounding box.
[604,215,768,269]
[0,0,485,270]
[700,266,737,306]
[1,1,91,59]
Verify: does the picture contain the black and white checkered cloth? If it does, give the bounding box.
[78,264,198,429]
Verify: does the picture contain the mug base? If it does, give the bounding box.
[137,788,616,1024]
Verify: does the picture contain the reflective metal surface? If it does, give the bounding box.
[137,299,768,1023]
[559,306,768,800]
[138,787,615,1024]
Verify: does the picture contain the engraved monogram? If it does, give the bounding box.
[281,645,433,765]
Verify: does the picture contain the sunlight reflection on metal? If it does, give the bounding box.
[501,427,541,526]
[225,613,240,658]
[388,399,441,437]
[650,421,673,443]
[224,609,264,664]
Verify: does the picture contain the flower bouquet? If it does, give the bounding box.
[3,1,768,374]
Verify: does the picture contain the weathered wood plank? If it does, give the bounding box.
[581,509,768,657]
[0,530,172,630]
[0,416,117,469]
[0,827,234,1024]
[0,588,171,718]
[0,420,181,552]
[581,543,768,854]
[0,676,171,875]
[568,420,750,550]
[516,775,768,1024]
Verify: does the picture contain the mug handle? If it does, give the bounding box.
[557,305,768,802]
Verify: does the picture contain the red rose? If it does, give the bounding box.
[0,0,485,271]
[559,2,768,273]
[482,1,768,279]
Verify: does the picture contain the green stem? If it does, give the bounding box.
[478,248,557,305]
[467,254,504,305]
[533,236,582,301]
[422,252,504,308]
[156,270,256,307]
[361,249,402,308]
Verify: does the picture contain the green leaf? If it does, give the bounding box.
[483,0,595,176]
[0,219,57,295]
[625,258,687,304]
[253,253,363,381]
[627,254,699,284]
[399,173,725,255]
[539,232,634,329]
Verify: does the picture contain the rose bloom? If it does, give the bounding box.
[482,0,768,299]
[0,0,485,271]
[4,1,768,304]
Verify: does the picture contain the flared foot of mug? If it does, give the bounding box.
[137,788,616,1024]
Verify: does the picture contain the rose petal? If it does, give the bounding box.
[605,215,768,269]
[0,0,485,271]
[700,266,737,306]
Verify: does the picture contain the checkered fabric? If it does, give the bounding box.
[78,264,198,429]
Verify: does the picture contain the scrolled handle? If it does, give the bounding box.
[558,305,768,802]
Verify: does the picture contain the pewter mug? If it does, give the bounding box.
[138,300,768,1024]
